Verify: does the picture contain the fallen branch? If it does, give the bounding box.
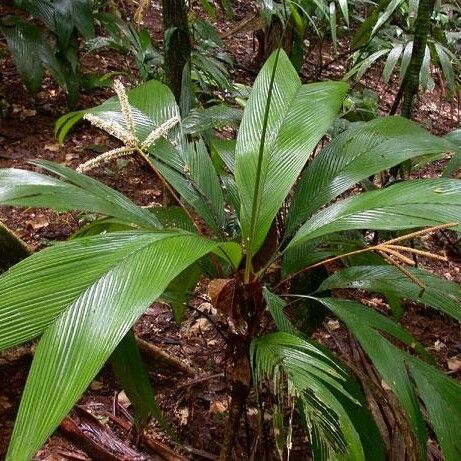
[135,336,195,376]
[59,407,147,461]
[141,434,188,461]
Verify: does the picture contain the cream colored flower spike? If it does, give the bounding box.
[78,81,180,173]
[113,79,136,138]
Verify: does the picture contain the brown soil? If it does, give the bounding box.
[0,1,460,460]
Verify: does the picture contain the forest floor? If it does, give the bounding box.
[0,1,461,460]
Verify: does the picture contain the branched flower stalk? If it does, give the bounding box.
[77,79,180,174]
[76,79,204,235]
[276,222,458,291]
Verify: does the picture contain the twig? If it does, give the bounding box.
[136,336,195,376]
[141,434,188,461]
[175,444,218,460]
[176,372,224,390]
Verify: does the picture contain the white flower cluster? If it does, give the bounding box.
[77,80,180,173]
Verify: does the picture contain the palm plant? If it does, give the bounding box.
[86,6,233,115]
[0,0,96,107]
[86,12,163,81]
[1,50,461,460]
[348,0,461,101]
[257,0,352,66]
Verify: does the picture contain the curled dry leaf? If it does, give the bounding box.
[447,356,461,372]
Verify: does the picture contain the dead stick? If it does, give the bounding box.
[135,336,195,376]
[141,434,188,461]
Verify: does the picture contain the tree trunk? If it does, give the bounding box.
[256,15,295,65]
[161,0,191,104]
[391,0,435,117]
[0,222,30,273]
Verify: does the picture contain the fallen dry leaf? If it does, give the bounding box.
[26,215,49,230]
[45,143,60,152]
[0,395,12,410]
[90,380,104,391]
[432,340,446,351]
[447,356,461,372]
[177,407,189,426]
[210,400,228,414]
[188,317,212,335]
[117,390,131,408]
[327,320,340,330]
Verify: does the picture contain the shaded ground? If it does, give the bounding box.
[1,1,460,460]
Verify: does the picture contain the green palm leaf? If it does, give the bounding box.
[110,330,166,430]
[182,105,242,135]
[0,19,44,93]
[345,49,389,81]
[147,139,226,235]
[4,230,231,460]
[443,129,461,178]
[318,265,461,322]
[262,291,385,461]
[310,297,461,460]
[287,117,455,233]
[383,43,403,83]
[251,332,380,460]
[234,49,347,258]
[407,358,461,461]
[0,160,160,228]
[0,232,157,351]
[288,179,461,249]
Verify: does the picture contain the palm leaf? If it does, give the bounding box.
[311,296,461,460]
[0,221,30,272]
[287,117,455,233]
[4,231,230,460]
[0,161,160,229]
[264,290,384,460]
[370,0,405,41]
[399,41,413,82]
[110,330,166,430]
[434,42,456,91]
[0,19,45,93]
[234,49,347,257]
[288,179,461,249]
[383,43,403,83]
[251,332,380,460]
[443,129,461,178]
[211,138,236,173]
[344,49,390,81]
[282,232,384,275]
[182,105,242,135]
[148,140,226,235]
[318,265,461,322]
[407,358,461,461]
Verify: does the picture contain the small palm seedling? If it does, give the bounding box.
[1,51,461,460]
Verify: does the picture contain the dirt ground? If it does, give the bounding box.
[0,1,460,460]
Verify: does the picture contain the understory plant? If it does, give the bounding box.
[0,0,96,107]
[1,50,461,460]
[348,0,461,99]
